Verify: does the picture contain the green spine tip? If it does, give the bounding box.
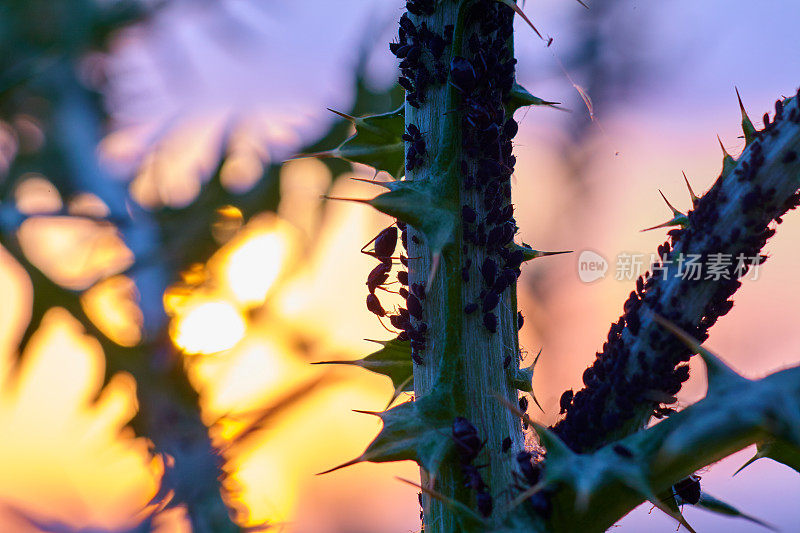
[651,313,746,393]
[507,83,562,114]
[322,195,371,205]
[291,150,335,160]
[317,456,364,475]
[514,242,572,262]
[326,107,355,122]
[735,87,758,145]
[659,189,684,218]
[349,177,395,189]
[682,172,699,207]
[496,0,543,39]
[641,191,688,232]
[733,452,761,476]
[353,409,383,417]
[696,493,777,530]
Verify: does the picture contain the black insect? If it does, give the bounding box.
[462,204,477,223]
[411,283,426,300]
[483,312,497,333]
[397,270,409,285]
[366,262,392,294]
[559,390,574,414]
[461,464,486,492]
[518,396,529,414]
[407,293,424,319]
[673,475,701,505]
[362,227,398,262]
[501,436,512,453]
[450,56,478,94]
[517,311,524,330]
[503,354,512,368]
[452,417,483,463]
[482,291,499,313]
[412,352,425,365]
[366,293,386,317]
[398,76,414,92]
[516,451,542,486]
[464,302,478,314]
[503,118,518,139]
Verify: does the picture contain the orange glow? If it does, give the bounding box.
[217,221,294,306]
[170,301,246,355]
[17,217,133,290]
[82,276,143,347]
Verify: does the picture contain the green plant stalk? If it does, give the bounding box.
[553,90,800,453]
[405,3,527,530]
[527,337,800,532]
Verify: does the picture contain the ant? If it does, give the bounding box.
[361,226,398,263]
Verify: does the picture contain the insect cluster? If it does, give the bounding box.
[552,93,800,454]
[452,416,493,517]
[363,223,429,365]
[391,12,453,109]
[451,0,524,338]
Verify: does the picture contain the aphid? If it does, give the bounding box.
[428,33,446,58]
[452,417,483,463]
[501,436,512,453]
[461,265,470,282]
[464,302,478,314]
[411,283,426,300]
[503,354,512,368]
[461,464,486,492]
[398,76,414,92]
[559,390,573,414]
[399,13,418,37]
[366,294,386,317]
[389,313,408,330]
[450,56,478,94]
[399,287,409,299]
[483,312,497,333]
[476,492,493,517]
[482,291,500,313]
[397,270,409,285]
[673,475,701,505]
[462,205,477,223]
[517,311,524,330]
[481,258,498,285]
[366,262,392,293]
[412,352,425,365]
[503,118,518,139]
[407,293,424,319]
[516,451,541,486]
[518,396,528,412]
